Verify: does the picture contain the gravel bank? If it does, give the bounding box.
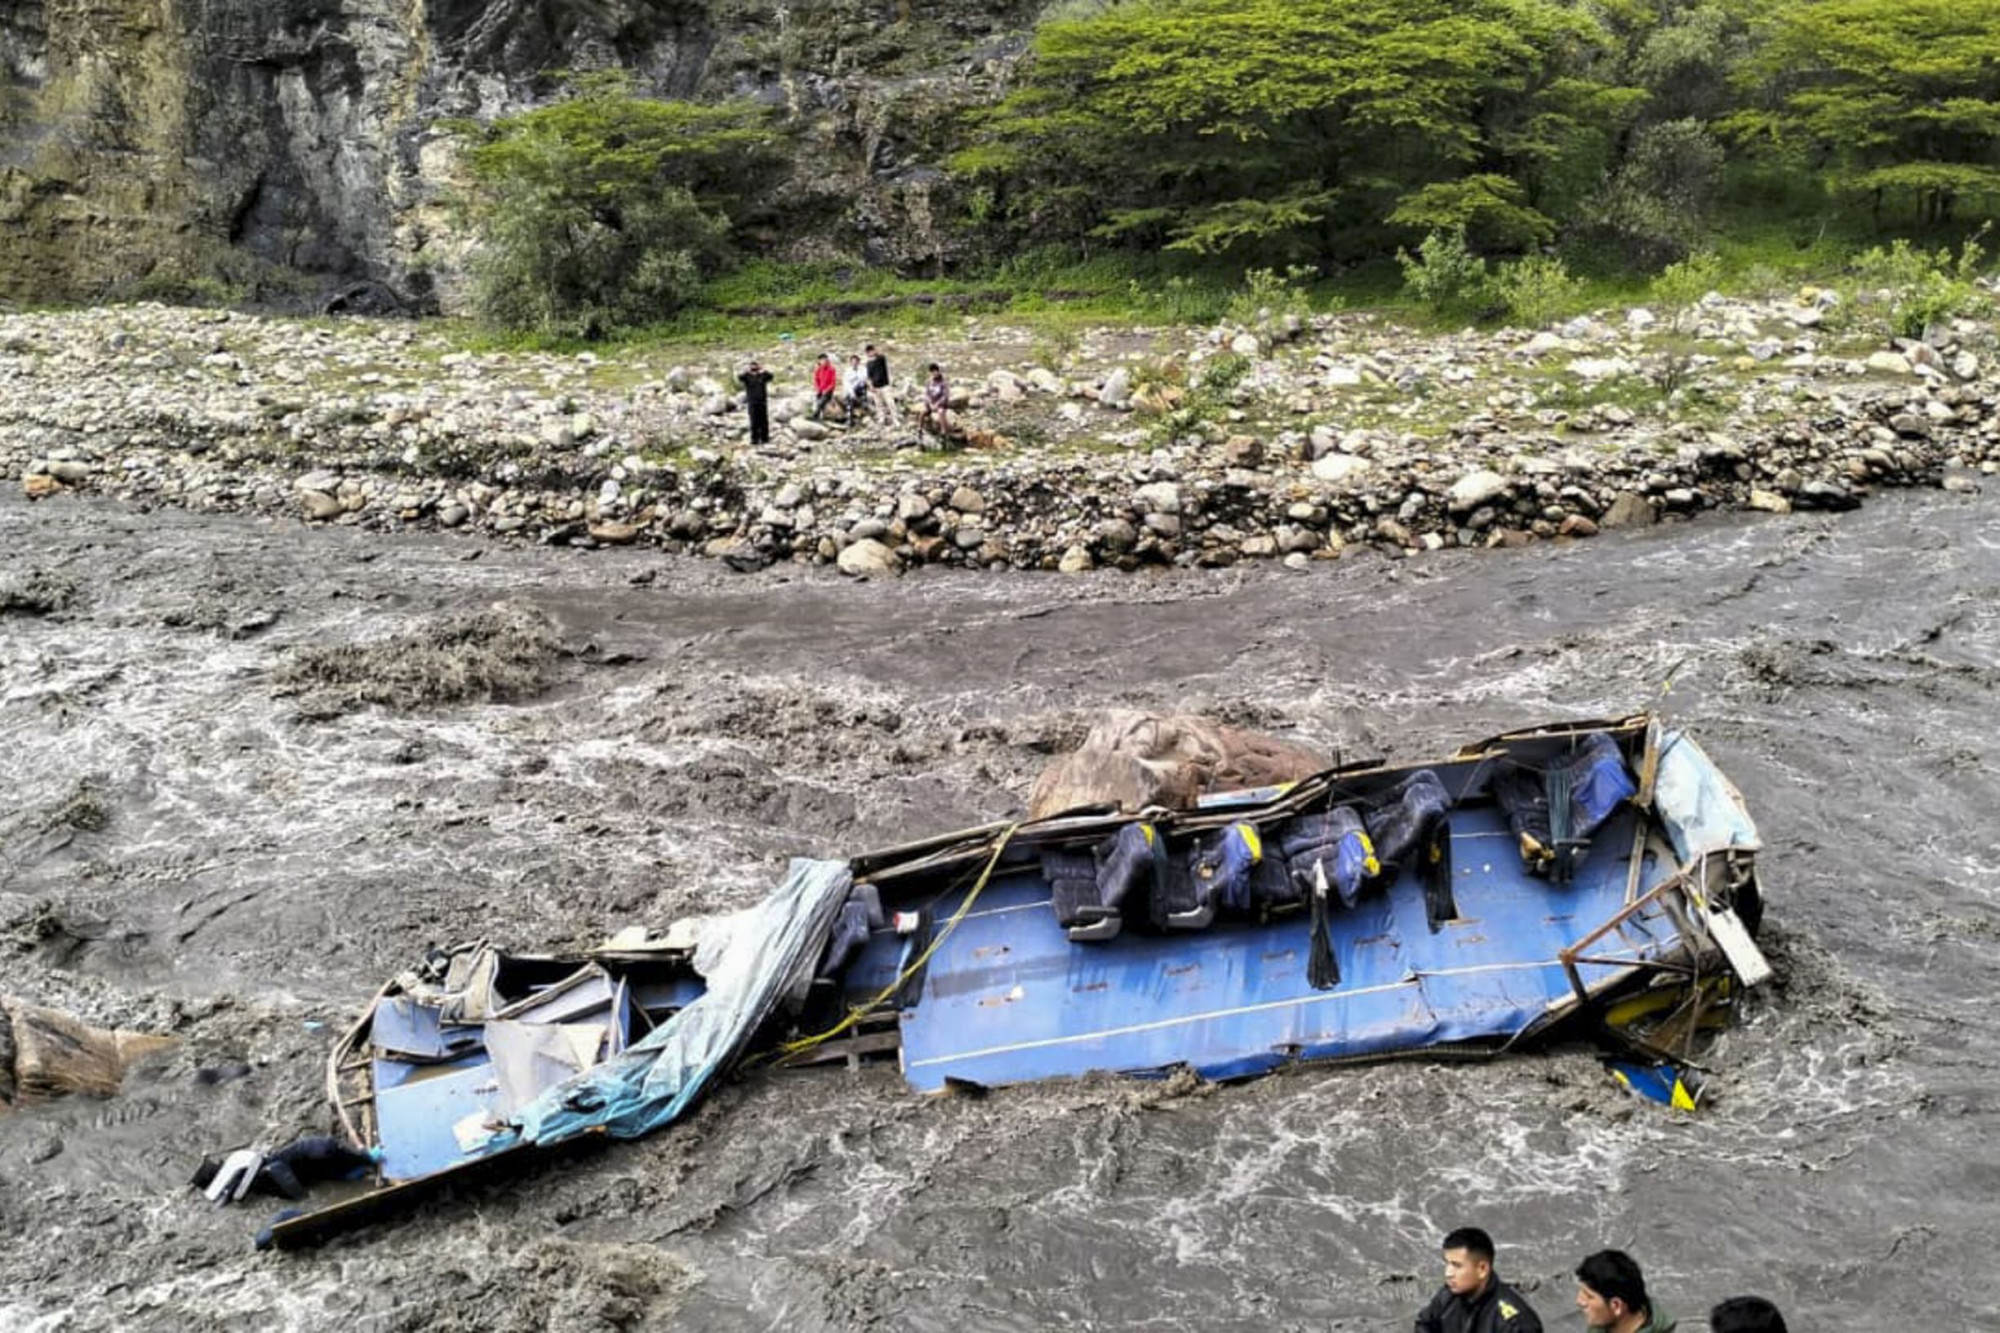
[6,292,1995,574]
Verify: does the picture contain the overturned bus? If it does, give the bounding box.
[272,714,1769,1248]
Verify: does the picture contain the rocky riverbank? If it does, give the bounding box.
[5,290,1995,575]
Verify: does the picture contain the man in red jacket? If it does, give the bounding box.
[811,353,837,421]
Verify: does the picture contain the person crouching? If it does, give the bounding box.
[811,353,837,421]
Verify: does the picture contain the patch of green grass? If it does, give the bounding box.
[1527,370,1667,417]
[436,320,604,356]
[1054,432,1145,458]
[581,361,666,391]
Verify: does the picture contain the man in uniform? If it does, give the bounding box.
[1414,1226,1544,1332]
[1575,1250,1676,1333]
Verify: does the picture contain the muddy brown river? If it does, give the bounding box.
[2,487,1997,1330]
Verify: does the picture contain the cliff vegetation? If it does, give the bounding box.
[2,0,1998,331]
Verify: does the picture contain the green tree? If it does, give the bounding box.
[1623,1,1750,124]
[1589,117,1729,265]
[957,0,1640,263]
[1730,0,2000,225]
[462,75,777,338]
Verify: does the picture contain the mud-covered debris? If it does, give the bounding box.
[43,779,111,834]
[1027,709,1328,818]
[274,603,563,718]
[0,568,80,616]
[0,779,111,864]
[159,596,280,639]
[0,996,175,1109]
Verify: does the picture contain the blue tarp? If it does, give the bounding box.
[500,857,854,1147]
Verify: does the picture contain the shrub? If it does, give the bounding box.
[1199,351,1253,393]
[1648,249,1723,394]
[1033,325,1081,372]
[1225,264,1316,328]
[1132,356,1189,395]
[1491,254,1586,329]
[1397,230,1492,319]
[1851,229,1989,341]
[1651,249,1724,327]
[1146,401,1220,448]
[472,176,727,340]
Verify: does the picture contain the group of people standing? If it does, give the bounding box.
[1415,1228,1789,1333]
[736,342,952,446]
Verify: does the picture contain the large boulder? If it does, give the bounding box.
[1026,711,1330,820]
[1447,469,1509,515]
[1312,454,1373,484]
[837,537,901,578]
[1601,492,1658,528]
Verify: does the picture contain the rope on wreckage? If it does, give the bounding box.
[763,821,1022,1064]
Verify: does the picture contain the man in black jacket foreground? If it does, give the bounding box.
[738,360,774,445]
[1415,1226,1545,1333]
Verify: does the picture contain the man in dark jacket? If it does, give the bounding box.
[192,1134,380,1204]
[739,360,774,444]
[863,342,898,425]
[1415,1227,1544,1333]
[1575,1250,1675,1333]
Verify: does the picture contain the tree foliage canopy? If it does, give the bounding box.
[952,0,2000,270]
[959,0,1641,259]
[1729,0,2000,222]
[462,74,776,338]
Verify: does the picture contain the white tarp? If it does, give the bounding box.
[1655,731,1762,864]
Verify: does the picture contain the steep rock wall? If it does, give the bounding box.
[0,0,1033,306]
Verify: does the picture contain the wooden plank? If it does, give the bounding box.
[1622,816,1652,907]
[1635,716,1664,809]
[777,1030,903,1069]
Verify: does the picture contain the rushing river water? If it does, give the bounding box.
[2,486,1997,1331]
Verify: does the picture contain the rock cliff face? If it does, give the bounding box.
[0,0,1032,306]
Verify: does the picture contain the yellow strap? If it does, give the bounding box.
[1236,823,1263,862]
[768,823,1021,1061]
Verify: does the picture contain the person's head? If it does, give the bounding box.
[1709,1296,1787,1333]
[1440,1227,1495,1296]
[817,353,829,364]
[749,359,761,372]
[1575,1251,1649,1329]
[865,343,877,354]
[928,362,942,377]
